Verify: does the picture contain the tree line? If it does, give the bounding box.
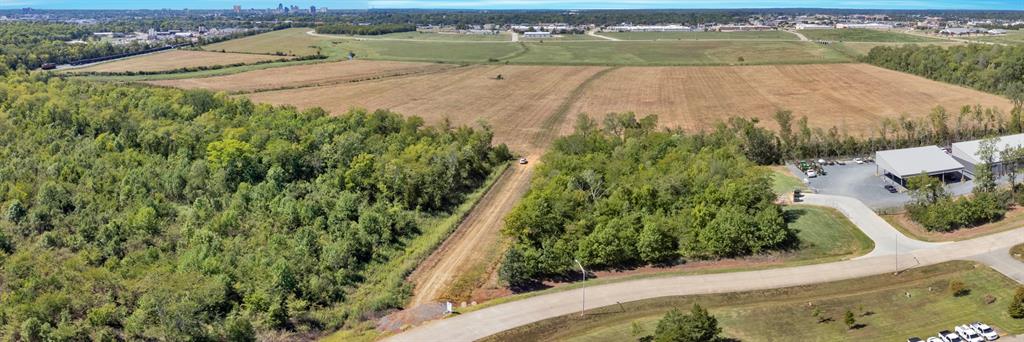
[499,113,796,288]
[0,22,175,70]
[315,23,417,35]
[862,43,1024,102]
[0,71,510,340]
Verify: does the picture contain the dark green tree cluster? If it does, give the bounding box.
[315,23,417,35]
[650,304,721,342]
[0,71,509,339]
[0,22,176,70]
[499,114,795,287]
[905,170,1009,232]
[863,44,1024,101]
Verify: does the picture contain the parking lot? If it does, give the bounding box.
[787,161,974,210]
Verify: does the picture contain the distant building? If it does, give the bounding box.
[715,25,773,32]
[523,31,552,38]
[989,29,1008,35]
[836,23,894,30]
[795,23,833,30]
[310,6,316,14]
[606,24,692,32]
[940,27,980,36]
[233,5,241,13]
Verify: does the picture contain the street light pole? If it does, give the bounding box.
[574,259,586,317]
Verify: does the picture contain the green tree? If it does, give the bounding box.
[654,304,721,342]
[975,137,1000,194]
[1010,286,1024,319]
[906,172,947,206]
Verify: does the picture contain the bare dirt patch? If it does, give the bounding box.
[244,64,609,155]
[564,63,1012,136]
[147,60,458,93]
[70,50,285,73]
[406,161,536,307]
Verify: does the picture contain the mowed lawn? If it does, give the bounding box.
[486,261,1024,342]
[331,39,524,63]
[603,30,798,41]
[203,27,326,56]
[799,28,945,42]
[508,40,850,65]
[967,30,1024,45]
[353,31,513,41]
[785,205,875,262]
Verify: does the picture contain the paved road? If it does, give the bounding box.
[586,30,620,41]
[801,194,945,257]
[786,30,810,41]
[387,194,1024,342]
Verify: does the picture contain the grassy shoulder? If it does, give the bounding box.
[770,165,807,196]
[1012,244,1024,262]
[883,206,1024,242]
[798,29,945,42]
[484,261,1024,342]
[457,204,872,315]
[320,163,510,342]
[506,40,851,66]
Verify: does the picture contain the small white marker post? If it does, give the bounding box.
[574,259,586,317]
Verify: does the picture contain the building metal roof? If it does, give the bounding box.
[951,133,1024,165]
[875,145,964,178]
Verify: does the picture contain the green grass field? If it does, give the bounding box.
[603,30,798,41]
[507,40,850,65]
[799,29,944,42]
[785,205,875,262]
[202,28,327,56]
[966,30,1024,45]
[771,166,808,195]
[352,31,513,41]
[486,261,1024,342]
[330,39,525,63]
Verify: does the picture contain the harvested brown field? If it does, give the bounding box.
[164,63,1012,155]
[147,60,459,93]
[70,50,285,73]
[563,63,1013,136]
[245,64,609,154]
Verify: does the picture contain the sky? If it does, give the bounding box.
[0,0,1021,10]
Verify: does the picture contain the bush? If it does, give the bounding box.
[950,280,969,297]
[653,304,721,342]
[1009,287,1024,318]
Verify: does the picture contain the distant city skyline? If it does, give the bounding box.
[0,0,1020,10]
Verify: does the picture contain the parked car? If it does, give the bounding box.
[940,330,964,342]
[853,157,864,164]
[956,325,985,342]
[817,158,826,164]
[969,322,998,341]
[928,337,946,342]
[806,170,817,178]
[518,157,528,165]
[885,184,898,193]
[909,338,924,342]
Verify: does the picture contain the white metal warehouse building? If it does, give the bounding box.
[875,145,965,185]
[951,133,1024,176]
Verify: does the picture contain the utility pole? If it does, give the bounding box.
[574,259,586,317]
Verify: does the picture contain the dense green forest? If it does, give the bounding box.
[862,44,1024,100]
[499,114,795,287]
[315,24,417,36]
[0,71,509,339]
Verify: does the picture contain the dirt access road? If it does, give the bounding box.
[407,158,537,307]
